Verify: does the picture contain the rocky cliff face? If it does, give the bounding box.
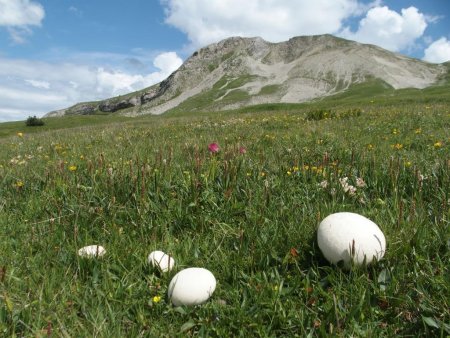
[46,34,447,117]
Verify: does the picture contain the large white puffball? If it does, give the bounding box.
[78,245,106,258]
[148,250,175,272]
[317,212,386,267]
[168,268,216,306]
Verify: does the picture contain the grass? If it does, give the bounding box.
[167,75,258,115]
[0,97,449,336]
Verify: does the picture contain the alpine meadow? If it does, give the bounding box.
[0,36,449,336]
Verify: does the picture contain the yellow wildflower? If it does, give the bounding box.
[392,143,403,150]
[68,165,77,172]
[17,132,23,137]
[15,180,24,188]
[152,296,161,303]
[434,141,442,148]
[414,128,422,134]
[287,171,292,176]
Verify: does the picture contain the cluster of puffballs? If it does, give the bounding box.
[77,212,386,306]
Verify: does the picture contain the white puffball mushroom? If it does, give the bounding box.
[78,245,106,258]
[168,268,216,306]
[317,212,386,267]
[148,250,175,272]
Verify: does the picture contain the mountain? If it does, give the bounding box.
[46,34,448,117]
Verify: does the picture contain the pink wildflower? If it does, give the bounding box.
[239,146,247,154]
[208,142,220,153]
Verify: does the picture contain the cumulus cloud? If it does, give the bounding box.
[95,52,183,95]
[0,51,183,122]
[340,6,427,52]
[0,0,45,43]
[423,37,450,63]
[162,0,362,48]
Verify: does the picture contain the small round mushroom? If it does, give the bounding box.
[148,251,175,272]
[78,245,106,258]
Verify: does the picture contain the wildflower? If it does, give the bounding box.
[152,295,161,303]
[208,142,220,153]
[347,185,357,196]
[339,177,357,196]
[319,180,328,189]
[17,132,23,137]
[434,141,442,148]
[405,161,412,167]
[287,171,292,176]
[356,177,366,188]
[367,144,374,151]
[414,128,422,134]
[15,180,24,188]
[392,143,403,150]
[239,146,247,154]
[68,165,77,172]
[339,177,349,186]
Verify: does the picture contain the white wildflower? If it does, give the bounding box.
[356,177,366,188]
[319,180,328,189]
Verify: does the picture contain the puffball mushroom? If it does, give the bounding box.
[77,245,106,258]
[317,212,386,267]
[147,250,175,272]
[168,268,216,306]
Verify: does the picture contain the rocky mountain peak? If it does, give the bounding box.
[46,34,447,117]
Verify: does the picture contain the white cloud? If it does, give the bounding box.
[423,37,450,63]
[95,52,183,95]
[25,79,50,89]
[0,51,183,121]
[0,0,45,43]
[340,6,427,52]
[0,0,44,26]
[162,0,362,48]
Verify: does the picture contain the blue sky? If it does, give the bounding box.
[0,0,449,122]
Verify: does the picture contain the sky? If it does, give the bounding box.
[0,0,449,122]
